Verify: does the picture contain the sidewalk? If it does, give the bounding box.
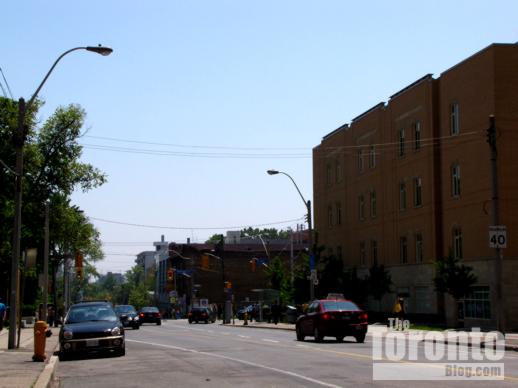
[222,319,518,351]
[0,324,60,388]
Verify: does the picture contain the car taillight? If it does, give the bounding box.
[359,312,368,322]
[202,313,207,316]
[188,312,192,316]
[155,313,160,317]
[140,313,144,317]
[322,313,330,320]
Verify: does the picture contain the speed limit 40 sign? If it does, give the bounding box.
[489,225,507,248]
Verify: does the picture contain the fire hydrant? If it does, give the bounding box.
[33,321,50,362]
[243,311,248,326]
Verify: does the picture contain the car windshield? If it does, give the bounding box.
[115,305,136,314]
[141,307,159,313]
[66,305,118,323]
[322,301,360,311]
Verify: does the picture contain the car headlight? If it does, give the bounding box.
[63,330,73,340]
[134,316,139,320]
[111,327,121,336]
[127,316,133,321]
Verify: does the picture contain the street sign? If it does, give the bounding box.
[489,225,507,248]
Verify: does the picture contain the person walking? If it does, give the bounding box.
[0,297,6,332]
[391,297,405,329]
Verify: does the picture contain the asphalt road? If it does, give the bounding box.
[54,320,518,387]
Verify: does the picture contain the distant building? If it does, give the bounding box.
[313,43,518,330]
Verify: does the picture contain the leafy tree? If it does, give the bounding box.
[343,267,369,306]
[433,252,477,326]
[316,253,345,298]
[0,97,106,308]
[368,263,393,311]
[292,254,310,304]
[205,233,224,244]
[264,256,292,306]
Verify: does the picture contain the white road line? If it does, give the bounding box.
[262,339,280,343]
[238,335,251,338]
[127,339,341,388]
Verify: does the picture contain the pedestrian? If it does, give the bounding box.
[391,297,405,329]
[0,297,6,332]
[272,302,281,325]
[47,305,56,327]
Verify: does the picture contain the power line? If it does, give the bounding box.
[90,216,305,230]
[84,135,310,151]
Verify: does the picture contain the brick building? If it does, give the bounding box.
[156,231,309,314]
[313,43,518,330]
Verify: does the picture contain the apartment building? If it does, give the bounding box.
[313,43,518,330]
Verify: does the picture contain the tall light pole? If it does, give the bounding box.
[267,169,315,301]
[8,45,113,349]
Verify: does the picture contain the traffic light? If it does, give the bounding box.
[167,268,175,281]
[75,251,84,280]
[250,258,256,272]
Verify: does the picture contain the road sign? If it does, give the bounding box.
[489,225,507,248]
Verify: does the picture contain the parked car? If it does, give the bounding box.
[139,306,161,325]
[59,301,125,360]
[295,299,368,343]
[114,305,140,330]
[188,307,216,324]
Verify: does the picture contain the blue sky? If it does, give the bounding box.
[2,1,517,274]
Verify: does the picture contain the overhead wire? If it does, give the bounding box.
[0,67,14,99]
[89,216,306,230]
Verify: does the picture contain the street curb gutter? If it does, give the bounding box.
[34,354,58,388]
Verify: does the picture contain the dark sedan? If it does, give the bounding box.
[188,307,215,324]
[59,301,125,360]
[295,299,368,343]
[114,305,140,330]
[139,306,162,325]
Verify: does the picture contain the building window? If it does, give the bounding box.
[336,202,342,226]
[369,145,376,168]
[360,241,366,266]
[327,205,333,227]
[452,163,461,197]
[326,164,332,185]
[358,194,365,221]
[413,177,422,207]
[370,190,377,218]
[400,236,408,264]
[357,149,364,172]
[336,161,342,183]
[398,128,405,157]
[464,286,490,320]
[453,227,463,259]
[450,102,460,136]
[371,240,378,266]
[415,233,423,263]
[399,182,407,211]
[414,121,421,150]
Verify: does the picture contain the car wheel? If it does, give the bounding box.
[355,333,366,343]
[336,336,344,342]
[134,324,140,330]
[157,320,161,326]
[296,325,305,341]
[58,352,69,361]
[115,348,126,357]
[314,326,324,342]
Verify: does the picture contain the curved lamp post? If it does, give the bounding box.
[8,45,113,349]
[266,169,315,301]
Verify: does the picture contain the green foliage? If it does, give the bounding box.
[433,252,477,300]
[264,256,293,306]
[368,263,393,301]
[205,234,224,244]
[0,96,106,309]
[316,254,345,298]
[343,267,369,305]
[240,227,291,240]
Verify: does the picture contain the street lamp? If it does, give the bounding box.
[266,169,315,301]
[8,45,113,349]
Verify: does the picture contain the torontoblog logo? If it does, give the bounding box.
[372,320,505,381]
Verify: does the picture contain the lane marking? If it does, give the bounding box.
[127,339,341,388]
[238,335,250,338]
[262,339,280,343]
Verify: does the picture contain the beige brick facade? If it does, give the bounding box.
[313,44,518,330]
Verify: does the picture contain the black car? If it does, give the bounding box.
[188,307,216,324]
[59,301,125,360]
[295,299,368,343]
[114,305,140,330]
[139,306,162,325]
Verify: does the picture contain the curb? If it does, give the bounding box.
[34,354,58,388]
